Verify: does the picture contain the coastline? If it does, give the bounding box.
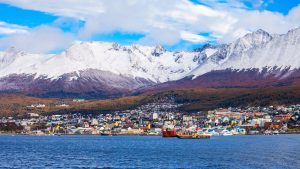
[1,132,300,137]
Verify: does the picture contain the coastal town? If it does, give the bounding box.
[1,101,300,137]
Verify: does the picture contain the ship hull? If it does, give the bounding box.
[162,129,177,137]
[176,135,210,139]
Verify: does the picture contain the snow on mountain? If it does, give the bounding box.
[0,47,51,76]
[0,27,300,95]
[0,42,204,83]
[221,28,300,70]
[189,28,290,78]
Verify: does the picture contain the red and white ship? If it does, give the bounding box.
[162,122,177,137]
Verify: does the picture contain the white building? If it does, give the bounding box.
[152,112,158,120]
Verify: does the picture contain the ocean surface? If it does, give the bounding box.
[0,134,299,169]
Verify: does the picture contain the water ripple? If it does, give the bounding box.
[0,135,299,168]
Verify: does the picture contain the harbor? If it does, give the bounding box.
[1,103,300,137]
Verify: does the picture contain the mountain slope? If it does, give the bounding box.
[0,42,207,97]
[0,69,155,98]
[0,42,204,82]
[140,28,300,94]
[190,28,300,78]
[0,28,300,98]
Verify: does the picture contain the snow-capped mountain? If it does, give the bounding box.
[0,42,202,82]
[0,27,300,98]
[0,41,205,97]
[189,29,274,77]
[190,28,300,77]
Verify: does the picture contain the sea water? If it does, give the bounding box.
[0,135,299,168]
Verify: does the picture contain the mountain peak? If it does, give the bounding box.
[230,28,273,53]
[5,47,23,55]
[243,29,271,40]
[287,27,300,35]
[152,45,166,57]
[193,44,213,52]
[254,29,269,34]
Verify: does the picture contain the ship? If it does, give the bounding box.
[162,121,177,137]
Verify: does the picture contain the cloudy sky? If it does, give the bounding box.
[0,0,300,53]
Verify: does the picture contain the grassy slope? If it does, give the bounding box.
[55,95,145,114]
[1,86,300,117]
[0,94,59,117]
[138,86,300,112]
[0,94,145,117]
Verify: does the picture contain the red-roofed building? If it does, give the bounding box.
[273,114,291,123]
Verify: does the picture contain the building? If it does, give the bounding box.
[73,98,85,102]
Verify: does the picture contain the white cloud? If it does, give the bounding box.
[0,0,105,20]
[0,25,75,53]
[198,0,268,9]
[180,31,208,43]
[0,22,28,35]
[0,0,300,50]
[138,28,181,45]
[287,4,300,24]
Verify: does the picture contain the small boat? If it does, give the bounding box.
[222,130,233,136]
[101,132,113,136]
[176,133,210,139]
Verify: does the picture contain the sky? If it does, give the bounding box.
[0,0,300,53]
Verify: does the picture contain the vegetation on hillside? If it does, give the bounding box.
[1,86,300,117]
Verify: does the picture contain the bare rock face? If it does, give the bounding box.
[0,69,154,98]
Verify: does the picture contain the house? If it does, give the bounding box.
[264,122,283,130]
[73,98,85,102]
[152,112,158,120]
[273,114,291,123]
[27,104,46,108]
[28,113,39,118]
[183,115,193,122]
[127,127,143,135]
[55,104,69,107]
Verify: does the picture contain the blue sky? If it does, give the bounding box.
[0,0,299,53]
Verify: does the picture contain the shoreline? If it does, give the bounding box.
[1,132,300,137]
[0,133,162,136]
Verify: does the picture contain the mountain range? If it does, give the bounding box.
[1,28,300,98]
